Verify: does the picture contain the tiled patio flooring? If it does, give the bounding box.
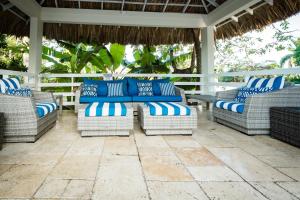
[0,110,300,200]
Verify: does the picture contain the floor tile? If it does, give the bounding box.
[65,137,104,156]
[200,182,268,200]
[62,180,94,199]
[209,147,292,181]
[49,155,100,180]
[34,179,69,198]
[251,182,298,200]
[0,165,52,198]
[103,136,138,155]
[277,168,300,181]
[175,147,223,166]
[163,136,202,148]
[257,155,300,168]
[277,182,300,198]
[93,155,148,200]
[140,154,193,181]
[148,181,208,200]
[188,166,242,181]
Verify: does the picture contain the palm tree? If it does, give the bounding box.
[280,39,300,67]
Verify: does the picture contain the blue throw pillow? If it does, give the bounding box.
[127,78,170,96]
[137,82,154,96]
[0,77,21,93]
[83,78,107,96]
[159,82,176,96]
[81,84,98,97]
[234,87,274,103]
[5,87,32,97]
[107,82,124,97]
[152,78,170,96]
[106,79,128,96]
[246,76,285,90]
[83,78,128,96]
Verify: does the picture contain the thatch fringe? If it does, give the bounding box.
[0,0,299,44]
[215,0,300,40]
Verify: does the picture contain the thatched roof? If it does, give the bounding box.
[216,0,300,40]
[0,0,299,44]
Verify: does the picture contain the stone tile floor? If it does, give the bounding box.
[0,110,300,200]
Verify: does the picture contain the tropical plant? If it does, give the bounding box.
[280,38,300,67]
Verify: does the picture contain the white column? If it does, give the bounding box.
[29,17,43,89]
[201,26,215,95]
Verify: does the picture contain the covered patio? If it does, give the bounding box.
[1,0,300,199]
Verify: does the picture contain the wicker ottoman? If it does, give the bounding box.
[138,103,197,135]
[77,104,133,136]
[270,107,300,147]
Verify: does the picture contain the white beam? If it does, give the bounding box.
[246,8,254,15]
[8,0,41,17]
[231,16,238,22]
[207,0,260,26]
[41,7,208,28]
[201,26,215,94]
[29,17,43,88]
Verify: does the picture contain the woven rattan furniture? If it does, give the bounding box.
[0,91,58,142]
[137,104,197,135]
[77,104,133,136]
[0,113,3,150]
[75,84,186,113]
[270,107,300,147]
[213,85,300,135]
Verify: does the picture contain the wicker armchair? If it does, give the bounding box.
[213,85,300,135]
[0,91,58,142]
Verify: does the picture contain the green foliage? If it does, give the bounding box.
[280,38,300,67]
[0,34,28,71]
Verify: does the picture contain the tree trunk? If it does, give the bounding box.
[192,29,201,74]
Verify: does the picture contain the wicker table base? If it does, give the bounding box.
[138,104,197,136]
[77,104,134,137]
[270,107,300,147]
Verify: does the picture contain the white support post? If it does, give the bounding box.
[201,26,216,95]
[29,17,43,89]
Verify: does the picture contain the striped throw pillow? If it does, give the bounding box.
[159,82,176,96]
[246,76,285,90]
[107,82,124,97]
[0,78,21,93]
[137,82,153,96]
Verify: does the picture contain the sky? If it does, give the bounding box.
[248,13,300,64]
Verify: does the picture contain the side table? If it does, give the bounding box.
[270,107,300,147]
[54,94,63,115]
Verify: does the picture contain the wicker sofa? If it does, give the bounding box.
[75,84,186,113]
[0,91,58,142]
[213,85,300,135]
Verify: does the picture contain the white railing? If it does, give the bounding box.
[1,68,300,106]
[0,69,36,88]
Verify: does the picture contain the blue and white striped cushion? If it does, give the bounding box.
[159,82,176,96]
[107,83,124,97]
[0,78,21,93]
[215,100,244,113]
[246,76,284,90]
[36,102,58,118]
[145,102,191,116]
[85,102,127,117]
